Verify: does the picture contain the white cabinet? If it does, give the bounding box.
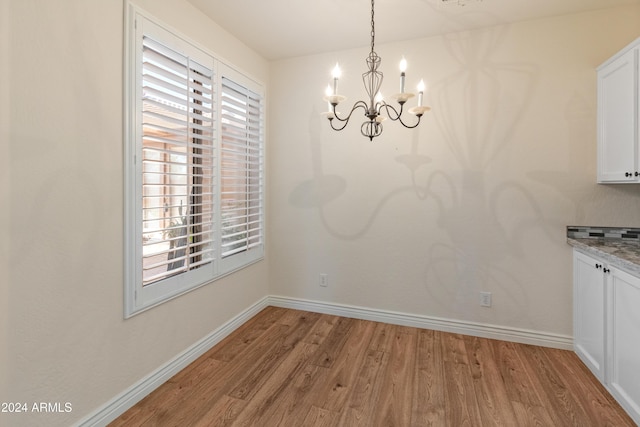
[573,251,605,380]
[573,249,640,424]
[608,267,640,421]
[597,37,640,183]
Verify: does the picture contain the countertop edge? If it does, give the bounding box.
[567,237,640,277]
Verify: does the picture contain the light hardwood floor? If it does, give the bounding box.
[110,307,635,426]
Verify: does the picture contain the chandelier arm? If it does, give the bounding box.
[330,100,369,123]
[328,117,351,132]
[328,101,370,132]
[378,101,402,120]
[378,102,423,129]
[396,114,422,129]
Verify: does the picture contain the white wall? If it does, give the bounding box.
[268,5,640,338]
[1,0,11,411]
[1,1,269,426]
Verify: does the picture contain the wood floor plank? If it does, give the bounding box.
[368,321,396,352]
[490,340,560,426]
[441,332,482,426]
[110,308,635,427]
[190,395,246,427]
[490,339,544,406]
[265,364,331,426]
[301,405,340,427]
[138,311,319,426]
[226,311,321,401]
[309,316,353,368]
[543,347,636,426]
[230,342,321,426]
[462,335,519,426]
[141,358,236,427]
[167,320,295,425]
[234,314,347,426]
[303,314,341,345]
[207,306,288,362]
[335,349,390,426]
[372,327,417,426]
[411,329,445,426]
[276,308,315,326]
[108,357,227,427]
[510,400,557,427]
[310,319,376,413]
[515,343,588,427]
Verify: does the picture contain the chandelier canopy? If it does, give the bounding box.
[323,0,430,141]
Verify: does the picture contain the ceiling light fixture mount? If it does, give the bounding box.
[323,0,430,141]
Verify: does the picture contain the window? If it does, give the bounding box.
[124,5,264,317]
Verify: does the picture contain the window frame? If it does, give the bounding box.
[124,3,265,318]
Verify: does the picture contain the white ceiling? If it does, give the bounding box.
[186,0,640,60]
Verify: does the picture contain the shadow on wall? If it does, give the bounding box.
[527,92,617,224]
[288,19,589,325]
[422,26,542,320]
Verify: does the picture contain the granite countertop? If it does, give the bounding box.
[567,226,640,276]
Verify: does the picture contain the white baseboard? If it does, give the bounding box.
[267,295,574,350]
[74,296,270,427]
[76,294,572,426]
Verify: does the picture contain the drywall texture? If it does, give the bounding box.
[1,1,268,426]
[268,5,640,339]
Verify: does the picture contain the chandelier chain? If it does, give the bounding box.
[370,0,376,54]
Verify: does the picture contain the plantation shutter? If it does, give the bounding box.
[126,8,266,316]
[220,77,264,259]
[140,36,216,286]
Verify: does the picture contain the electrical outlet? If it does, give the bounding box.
[319,273,328,287]
[480,291,492,307]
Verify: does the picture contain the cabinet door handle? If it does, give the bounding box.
[604,268,610,273]
[626,172,632,177]
[635,172,639,177]
[595,263,602,269]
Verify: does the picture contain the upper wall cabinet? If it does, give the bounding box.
[597,37,640,183]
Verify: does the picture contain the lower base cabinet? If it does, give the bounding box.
[608,266,640,423]
[573,249,640,424]
[573,251,605,380]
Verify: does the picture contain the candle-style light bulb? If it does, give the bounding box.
[325,85,333,111]
[399,57,407,73]
[399,57,407,93]
[332,63,342,78]
[332,63,341,95]
[417,79,425,107]
[325,84,333,97]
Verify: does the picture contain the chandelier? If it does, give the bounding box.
[323,0,430,141]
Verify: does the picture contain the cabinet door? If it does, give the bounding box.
[597,47,638,183]
[608,267,640,424]
[573,251,605,380]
